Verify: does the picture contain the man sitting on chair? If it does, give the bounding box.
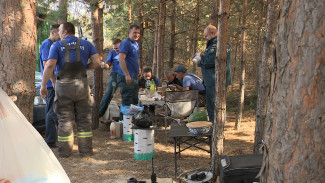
[172,65,206,107]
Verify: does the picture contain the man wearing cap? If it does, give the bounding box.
[173,65,206,106]
[193,25,231,122]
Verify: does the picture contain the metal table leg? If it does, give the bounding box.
[174,137,177,178]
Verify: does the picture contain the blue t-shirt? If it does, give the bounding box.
[48,36,98,70]
[106,49,120,73]
[117,37,140,77]
[182,73,205,91]
[39,38,56,88]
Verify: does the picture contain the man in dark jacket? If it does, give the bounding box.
[194,25,231,122]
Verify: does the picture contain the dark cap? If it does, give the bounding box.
[174,65,187,73]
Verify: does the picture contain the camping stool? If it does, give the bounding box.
[123,114,134,141]
[133,127,155,160]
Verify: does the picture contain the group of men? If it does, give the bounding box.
[39,22,230,158]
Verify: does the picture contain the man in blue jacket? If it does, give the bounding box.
[39,24,60,148]
[194,25,231,122]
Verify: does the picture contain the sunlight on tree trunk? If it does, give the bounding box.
[261,0,325,182]
[211,0,230,181]
[235,0,247,130]
[0,0,36,123]
[58,0,67,24]
[91,1,104,130]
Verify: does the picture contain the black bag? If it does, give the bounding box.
[132,105,154,128]
[220,154,262,183]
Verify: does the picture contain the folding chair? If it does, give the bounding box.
[163,90,199,143]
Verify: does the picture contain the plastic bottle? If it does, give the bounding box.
[150,79,156,92]
[110,121,116,139]
[145,80,151,89]
[162,80,168,88]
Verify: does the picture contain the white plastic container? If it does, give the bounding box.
[115,121,123,138]
[134,128,155,160]
[110,122,116,139]
[123,115,134,141]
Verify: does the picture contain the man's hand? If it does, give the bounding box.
[125,75,132,85]
[40,85,48,99]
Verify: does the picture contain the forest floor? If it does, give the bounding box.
[50,109,256,183]
[49,70,257,183]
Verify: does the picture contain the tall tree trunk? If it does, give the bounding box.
[231,16,242,88]
[192,0,200,73]
[91,2,104,130]
[261,0,325,182]
[255,0,264,89]
[211,0,230,180]
[168,0,176,69]
[235,0,247,130]
[157,0,166,79]
[58,0,67,24]
[138,0,144,71]
[254,0,278,154]
[128,0,132,26]
[152,2,159,76]
[0,0,36,123]
[211,0,218,27]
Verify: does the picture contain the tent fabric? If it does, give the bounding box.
[0,88,70,183]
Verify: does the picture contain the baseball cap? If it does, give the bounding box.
[174,65,187,73]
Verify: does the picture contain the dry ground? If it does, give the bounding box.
[49,70,257,182]
[50,110,256,183]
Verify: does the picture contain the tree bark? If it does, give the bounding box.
[138,0,144,71]
[211,0,230,180]
[128,0,132,27]
[192,0,200,73]
[91,2,104,130]
[254,0,278,154]
[255,0,265,89]
[211,0,218,27]
[0,0,36,123]
[58,0,67,24]
[235,0,247,130]
[168,0,176,69]
[261,0,325,182]
[152,1,159,76]
[157,0,166,79]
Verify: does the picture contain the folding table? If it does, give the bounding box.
[169,122,212,178]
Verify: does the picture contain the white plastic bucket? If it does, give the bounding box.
[134,129,155,160]
[123,115,134,141]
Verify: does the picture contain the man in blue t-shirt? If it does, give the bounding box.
[173,65,206,107]
[39,24,60,148]
[40,22,101,157]
[99,39,121,117]
[117,25,141,106]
